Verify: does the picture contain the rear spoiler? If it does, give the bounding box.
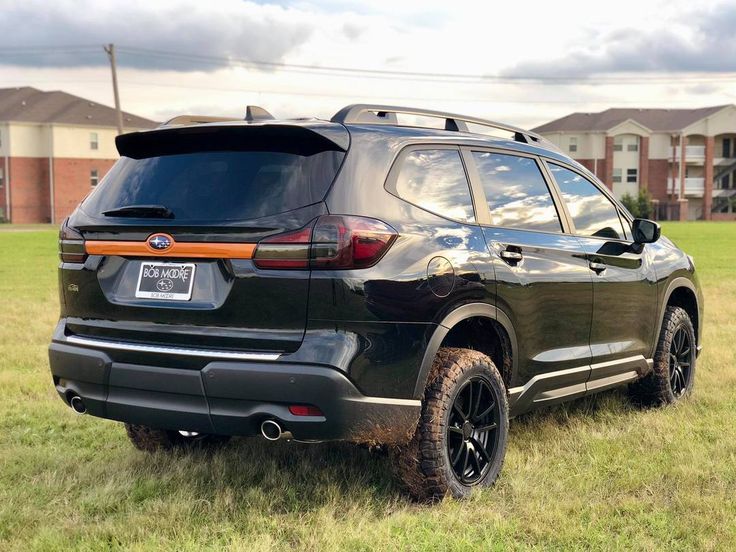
[116,123,349,159]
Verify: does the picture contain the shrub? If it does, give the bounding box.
[620,193,639,218]
[620,190,653,219]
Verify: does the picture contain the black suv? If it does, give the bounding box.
[49,105,703,500]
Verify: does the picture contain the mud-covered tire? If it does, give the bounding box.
[392,347,509,501]
[629,306,696,406]
[124,423,230,453]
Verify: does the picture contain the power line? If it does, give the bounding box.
[115,46,736,84]
[2,44,736,85]
[7,77,733,106]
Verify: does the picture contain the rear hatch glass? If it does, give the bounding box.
[81,132,344,222]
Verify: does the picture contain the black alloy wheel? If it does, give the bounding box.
[669,327,693,397]
[447,376,501,485]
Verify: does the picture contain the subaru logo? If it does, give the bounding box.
[148,234,173,251]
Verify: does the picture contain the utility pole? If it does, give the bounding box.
[104,43,124,135]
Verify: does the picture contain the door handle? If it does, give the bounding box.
[500,249,523,265]
[589,260,607,274]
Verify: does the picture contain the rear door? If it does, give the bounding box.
[61,124,346,353]
[465,149,594,406]
[544,161,657,386]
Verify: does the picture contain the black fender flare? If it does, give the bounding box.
[412,303,518,398]
[652,276,701,357]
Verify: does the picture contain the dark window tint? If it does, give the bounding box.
[472,152,561,232]
[394,149,475,222]
[548,163,626,240]
[82,150,344,222]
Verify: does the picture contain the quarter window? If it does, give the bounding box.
[548,163,626,240]
[472,152,561,233]
[393,149,475,223]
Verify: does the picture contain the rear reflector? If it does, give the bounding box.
[288,405,324,417]
[253,215,397,270]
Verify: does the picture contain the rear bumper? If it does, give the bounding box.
[48,336,420,445]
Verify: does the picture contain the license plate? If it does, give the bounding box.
[135,262,196,301]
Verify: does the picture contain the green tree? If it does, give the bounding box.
[636,189,653,219]
[620,192,639,218]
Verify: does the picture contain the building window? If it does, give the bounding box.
[568,137,578,153]
[626,168,638,183]
[613,137,623,152]
[724,138,732,158]
[90,169,99,187]
[0,167,4,188]
[612,168,622,183]
[627,139,639,152]
[90,132,99,150]
[722,174,731,190]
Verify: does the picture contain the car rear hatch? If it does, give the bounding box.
[60,121,348,354]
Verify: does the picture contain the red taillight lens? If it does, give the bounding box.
[252,226,313,269]
[311,215,398,269]
[253,216,397,270]
[288,405,324,417]
[59,219,87,263]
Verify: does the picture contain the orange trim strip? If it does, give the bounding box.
[85,240,256,259]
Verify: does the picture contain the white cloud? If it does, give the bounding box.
[1,0,735,129]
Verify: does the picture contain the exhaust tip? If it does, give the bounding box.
[261,419,282,441]
[70,395,86,415]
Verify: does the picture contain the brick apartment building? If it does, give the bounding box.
[534,106,736,220]
[0,87,156,224]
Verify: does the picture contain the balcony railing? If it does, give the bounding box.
[667,177,705,196]
[675,145,706,160]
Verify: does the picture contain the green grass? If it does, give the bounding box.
[0,222,734,550]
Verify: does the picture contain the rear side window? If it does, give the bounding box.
[82,150,344,222]
[547,163,626,240]
[472,152,561,232]
[393,149,475,223]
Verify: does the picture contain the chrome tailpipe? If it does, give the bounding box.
[260,419,292,441]
[69,395,86,415]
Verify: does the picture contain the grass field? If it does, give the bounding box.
[0,222,734,550]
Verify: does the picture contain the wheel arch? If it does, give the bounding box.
[413,303,518,398]
[654,277,701,357]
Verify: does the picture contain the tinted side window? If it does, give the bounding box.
[472,152,561,232]
[394,149,475,223]
[548,163,626,240]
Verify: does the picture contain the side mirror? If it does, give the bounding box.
[632,218,661,244]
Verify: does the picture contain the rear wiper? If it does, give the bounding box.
[102,205,175,219]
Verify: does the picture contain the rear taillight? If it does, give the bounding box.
[58,219,87,263]
[253,215,397,270]
[253,225,313,270]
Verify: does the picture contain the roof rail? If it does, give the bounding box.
[161,115,234,127]
[331,104,547,146]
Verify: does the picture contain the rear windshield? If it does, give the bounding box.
[81,150,344,222]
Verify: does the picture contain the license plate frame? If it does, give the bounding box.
[135,262,196,301]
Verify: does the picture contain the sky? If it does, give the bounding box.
[1,0,735,129]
